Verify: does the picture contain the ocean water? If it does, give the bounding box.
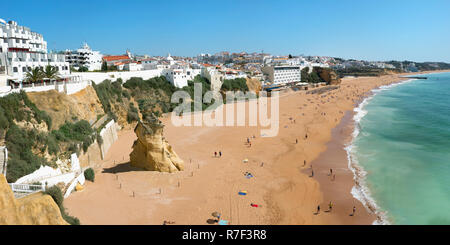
[349,72,450,225]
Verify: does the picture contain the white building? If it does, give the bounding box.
[64,43,103,71]
[0,19,70,86]
[163,67,201,88]
[261,65,302,85]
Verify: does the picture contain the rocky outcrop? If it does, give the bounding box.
[313,67,341,85]
[246,77,262,95]
[0,174,67,225]
[27,85,104,130]
[129,116,184,173]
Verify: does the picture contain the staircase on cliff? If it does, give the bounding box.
[0,146,7,177]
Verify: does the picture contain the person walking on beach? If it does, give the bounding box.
[296,139,298,144]
[247,137,250,144]
[305,134,308,140]
[304,160,306,166]
[317,205,320,214]
[219,151,222,157]
[311,170,314,177]
[328,201,333,212]
[214,152,217,158]
[351,206,356,216]
[329,168,333,176]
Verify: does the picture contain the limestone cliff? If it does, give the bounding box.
[313,67,341,85]
[246,77,262,95]
[0,174,67,225]
[129,116,184,173]
[27,86,105,130]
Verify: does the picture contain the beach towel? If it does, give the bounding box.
[250,203,260,207]
[238,191,247,196]
[218,220,229,225]
[243,159,249,163]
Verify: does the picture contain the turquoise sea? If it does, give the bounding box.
[349,72,450,225]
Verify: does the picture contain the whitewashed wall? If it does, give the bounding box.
[99,120,119,159]
[64,171,85,198]
[15,165,62,184]
[73,69,163,84]
[0,80,91,97]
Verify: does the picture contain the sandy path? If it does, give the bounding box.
[65,71,447,225]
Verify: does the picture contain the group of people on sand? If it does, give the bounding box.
[315,199,357,217]
[214,151,222,158]
[246,135,256,147]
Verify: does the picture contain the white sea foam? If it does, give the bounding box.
[345,78,416,225]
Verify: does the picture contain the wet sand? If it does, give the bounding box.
[65,71,449,225]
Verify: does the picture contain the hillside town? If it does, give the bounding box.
[3,18,444,98]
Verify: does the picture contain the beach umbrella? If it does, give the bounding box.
[211,211,221,218]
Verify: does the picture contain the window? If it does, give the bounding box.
[13,67,18,72]
[22,67,26,72]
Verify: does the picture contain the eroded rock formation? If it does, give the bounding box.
[129,116,184,173]
[0,174,67,225]
[314,67,341,85]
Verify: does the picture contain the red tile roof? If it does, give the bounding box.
[103,55,130,62]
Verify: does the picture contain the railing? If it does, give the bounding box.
[9,183,45,193]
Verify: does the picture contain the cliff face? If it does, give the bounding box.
[129,118,184,173]
[0,174,67,225]
[246,77,262,95]
[27,86,105,130]
[314,67,341,85]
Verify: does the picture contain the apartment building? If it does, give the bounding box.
[0,19,70,83]
[64,43,103,71]
[261,65,302,85]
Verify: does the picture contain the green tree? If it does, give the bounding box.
[78,66,88,72]
[43,65,60,80]
[101,61,108,72]
[25,67,44,83]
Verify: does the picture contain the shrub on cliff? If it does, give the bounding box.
[221,78,249,92]
[0,90,52,130]
[44,186,64,207]
[5,125,51,182]
[84,168,95,182]
[127,104,139,123]
[44,185,80,225]
[92,79,124,116]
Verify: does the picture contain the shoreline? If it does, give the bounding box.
[314,69,450,225]
[64,70,450,225]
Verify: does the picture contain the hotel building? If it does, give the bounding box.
[261,65,302,85]
[64,43,103,71]
[0,18,70,86]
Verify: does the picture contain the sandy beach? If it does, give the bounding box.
[65,71,448,225]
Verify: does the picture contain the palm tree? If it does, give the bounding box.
[43,65,60,80]
[25,67,44,83]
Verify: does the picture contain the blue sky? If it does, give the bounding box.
[3,0,450,62]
